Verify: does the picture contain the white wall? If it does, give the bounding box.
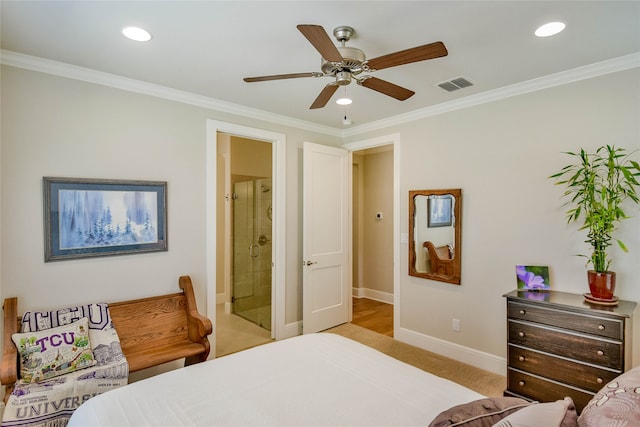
[0,66,341,322]
[2,63,639,377]
[346,67,640,368]
[362,149,394,296]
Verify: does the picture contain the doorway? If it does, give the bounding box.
[350,143,395,336]
[207,121,287,358]
[223,136,272,333]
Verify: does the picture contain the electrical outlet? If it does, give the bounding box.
[452,318,461,332]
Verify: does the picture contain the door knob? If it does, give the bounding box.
[304,260,317,266]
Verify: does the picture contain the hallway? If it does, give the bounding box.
[352,298,393,337]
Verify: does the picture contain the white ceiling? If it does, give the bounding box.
[2,1,639,131]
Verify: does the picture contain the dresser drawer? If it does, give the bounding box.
[508,345,620,393]
[508,320,622,370]
[507,368,593,413]
[508,301,623,340]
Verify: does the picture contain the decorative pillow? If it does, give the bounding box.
[492,397,578,427]
[428,397,531,427]
[12,317,96,383]
[578,366,640,427]
[21,302,111,333]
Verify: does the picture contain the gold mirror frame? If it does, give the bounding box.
[408,189,462,284]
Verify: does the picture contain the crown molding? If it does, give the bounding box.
[2,49,639,140]
[0,49,342,138]
[342,52,640,137]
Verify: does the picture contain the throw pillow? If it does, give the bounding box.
[21,302,127,366]
[21,302,111,333]
[12,317,96,383]
[428,396,531,427]
[492,397,577,427]
[578,366,640,427]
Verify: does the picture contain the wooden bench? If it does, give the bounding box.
[1,275,212,400]
[423,241,454,276]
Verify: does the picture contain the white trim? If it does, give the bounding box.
[343,133,401,152]
[205,122,218,358]
[206,121,287,341]
[396,327,507,376]
[282,321,303,339]
[341,52,640,137]
[216,292,226,305]
[1,49,340,138]
[3,49,638,138]
[352,288,394,305]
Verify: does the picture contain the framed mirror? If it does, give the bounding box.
[409,189,462,284]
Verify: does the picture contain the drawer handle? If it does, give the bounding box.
[518,380,526,387]
[597,377,604,384]
[518,356,526,362]
[518,331,525,338]
[597,350,604,356]
[598,324,605,331]
[519,309,526,315]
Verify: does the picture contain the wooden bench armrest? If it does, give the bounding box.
[1,297,18,387]
[179,276,213,343]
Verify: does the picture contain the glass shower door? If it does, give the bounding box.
[232,178,272,330]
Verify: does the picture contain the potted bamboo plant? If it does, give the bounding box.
[550,145,640,302]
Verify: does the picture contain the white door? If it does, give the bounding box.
[302,142,351,333]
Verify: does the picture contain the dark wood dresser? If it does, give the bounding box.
[503,290,636,413]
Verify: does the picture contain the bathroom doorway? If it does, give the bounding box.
[209,121,286,352]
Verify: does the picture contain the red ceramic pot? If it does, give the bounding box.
[588,270,616,300]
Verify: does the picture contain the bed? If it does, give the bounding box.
[68,333,485,426]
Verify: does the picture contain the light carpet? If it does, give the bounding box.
[326,322,506,397]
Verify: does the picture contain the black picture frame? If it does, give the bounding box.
[43,177,167,262]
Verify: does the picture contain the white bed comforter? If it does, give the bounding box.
[68,333,484,426]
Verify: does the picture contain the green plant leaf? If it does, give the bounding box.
[550,145,640,272]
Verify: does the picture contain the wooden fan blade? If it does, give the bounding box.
[366,41,448,71]
[310,84,339,109]
[244,72,321,83]
[297,25,343,62]
[359,77,415,101]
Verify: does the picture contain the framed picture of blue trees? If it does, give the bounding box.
[43,177,167,261]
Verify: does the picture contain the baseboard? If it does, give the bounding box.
[281,321,303,339]
[395,327,507,376]
[352,287,394,304]
[216,292,225,305]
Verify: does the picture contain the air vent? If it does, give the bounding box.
[437,77,474,92]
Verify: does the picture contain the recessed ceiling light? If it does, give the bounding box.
[122,26,152,42]
[535,22,566,38]
[336,98,352,106]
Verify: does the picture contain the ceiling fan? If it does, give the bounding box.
[243,24,448,109]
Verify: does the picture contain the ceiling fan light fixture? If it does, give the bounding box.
[245,24,448,110]
[122,26,152,42]
[535,21,566,37]
[336,97,352,106]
